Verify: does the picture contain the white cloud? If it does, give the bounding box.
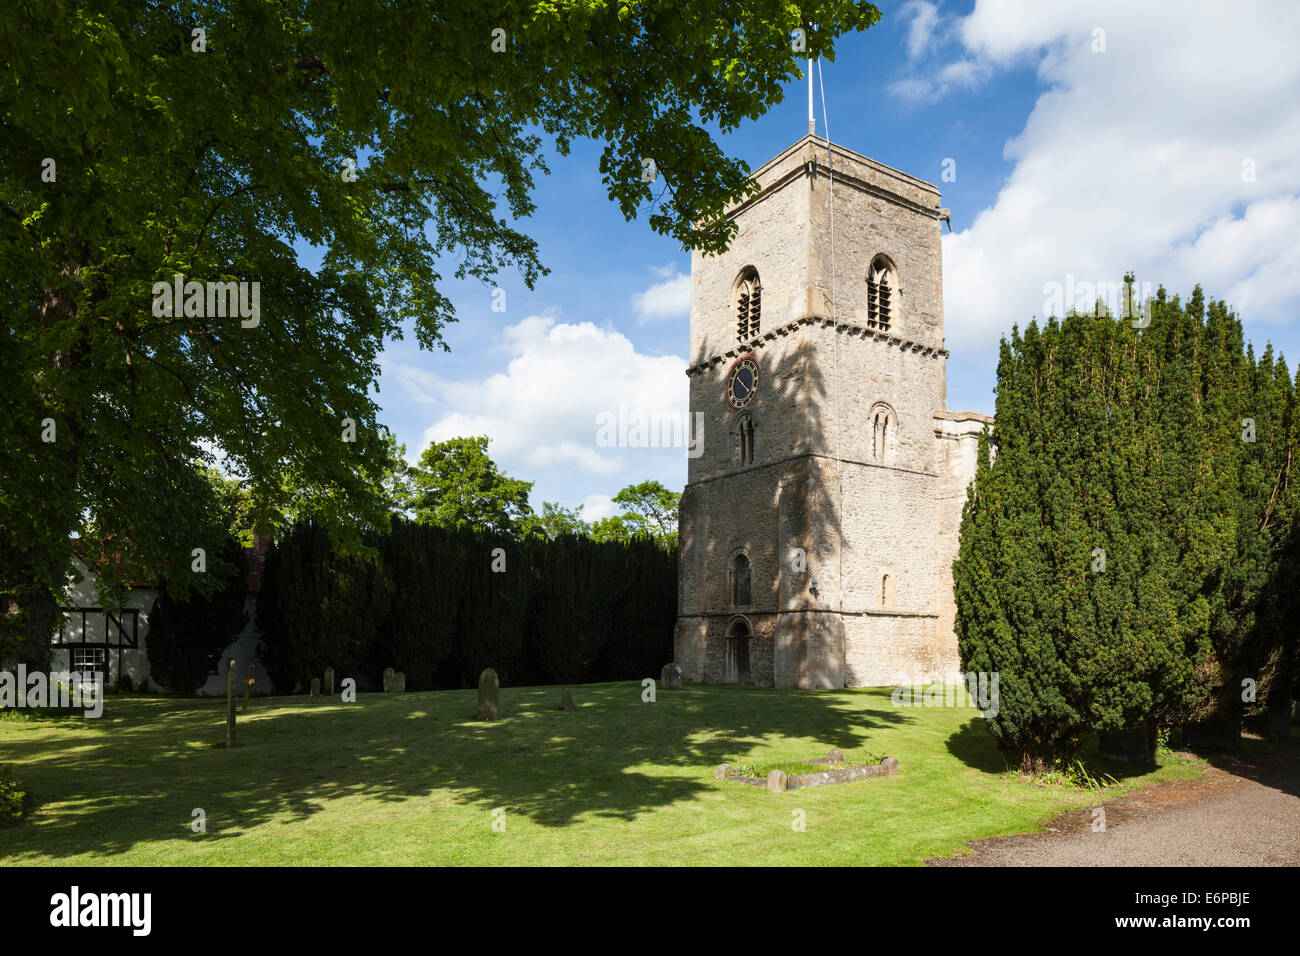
[632,268,690,323]
[578,493,618,521]
[391,315,687,485]
[902,1,942,60]
[933,0,1300,350]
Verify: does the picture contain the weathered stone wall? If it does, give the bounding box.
[843,612,945,687]
[686,329,815,486]
[806,142,946,352]
[839,464,941,617]
[689,143,814,368]
[931,412,994,675]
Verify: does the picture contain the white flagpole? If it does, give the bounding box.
[808,58,815,135]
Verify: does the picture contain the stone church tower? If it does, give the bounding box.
[673,135,992,689]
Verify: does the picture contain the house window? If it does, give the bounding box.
[736,268,761,342]
[732,553,752,607]
[738,414,755,465]
[73,647,106,670]
[867,256,895,331]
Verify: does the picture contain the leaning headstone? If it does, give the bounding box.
[560,688,574,711]
[766,770,788,792]
[323,667,335,696]
[310,677,321,697]
[394,672,406,693]
[661,663,683,690]
[382,667,395,693]
[827,749,845,763]
[477,668,499,721]
[715,764,731,780]
[880,756,899,775]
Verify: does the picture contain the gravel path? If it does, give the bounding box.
[928,744,1300,867]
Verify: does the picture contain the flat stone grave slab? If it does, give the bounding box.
[716,751,900,792]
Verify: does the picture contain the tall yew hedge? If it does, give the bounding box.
[258,517,676,691]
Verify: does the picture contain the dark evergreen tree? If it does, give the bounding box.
[453,527,532,686]
[146,537,247,694]
[373,518,458,689]
[529,534,624,684]
[595,537,677,680]
[953,290,1261,769]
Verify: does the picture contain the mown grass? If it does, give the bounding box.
[0,682,1205,866]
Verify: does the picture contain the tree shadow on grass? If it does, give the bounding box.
[944,719,1203,784]
[0,682,911,859]
[943,717,1008,774]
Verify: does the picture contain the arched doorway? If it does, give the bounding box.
[725,617,751,684]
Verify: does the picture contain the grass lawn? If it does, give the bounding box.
[0,681,1206,866]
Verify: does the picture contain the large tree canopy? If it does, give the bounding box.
[0,1,882,658]
[591,479,680,545]
[411,435,534,535]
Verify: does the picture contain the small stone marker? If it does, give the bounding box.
[394,671,406,693]
[477,668,499,721]
[766,769,788,792]
[880,756,899,774]
[324,667,335,696]
[560,688,574,711]
[661,663,683,690]
[382,667,395,693]
[310,677,320,697]
[715,764,731,780]
[827,749,845,762]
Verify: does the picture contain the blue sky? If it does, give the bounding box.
[366,0,1300,520]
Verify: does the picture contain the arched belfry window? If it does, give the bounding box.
[738,414,755,466]
[869,402,897,461]
[866,256,896,331]
[736,268,761,342]
[731,553,752,607]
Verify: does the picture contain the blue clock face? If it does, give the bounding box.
[727,357,759,409]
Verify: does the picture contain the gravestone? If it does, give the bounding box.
[715,764,731,780]
[560,688,574,711]
[382,667,395,693]
[324,667,335,696]
[661,663,683,690]
[394,672,406,693]
[1098,722,1155,764]
[477,668,499,721]
[880,756,899,775]
[766,770,788,792]
[310,677,320,697]
[827,749,845,762]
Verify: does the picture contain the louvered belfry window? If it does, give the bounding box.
[867,256,894,331]
[736,269,761,342]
